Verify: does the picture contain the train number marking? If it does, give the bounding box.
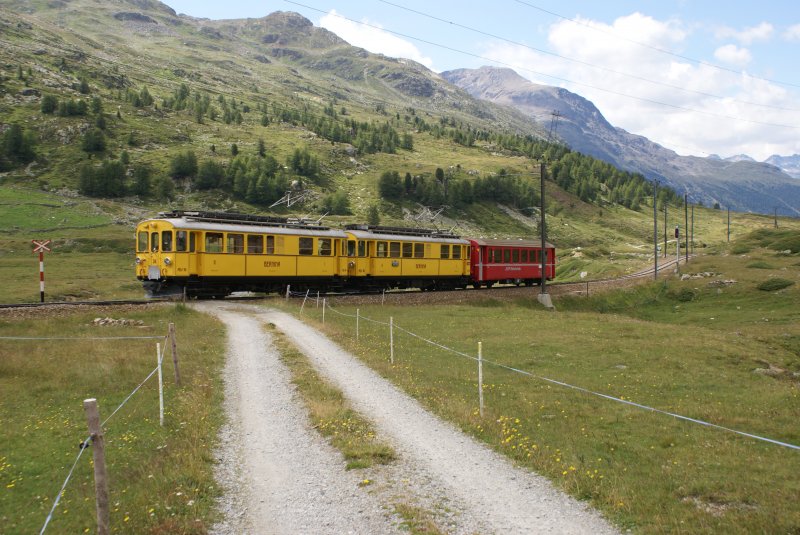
[264,261,281,268]
[416,263,427,269]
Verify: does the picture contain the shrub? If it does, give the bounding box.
[757,278,795,292]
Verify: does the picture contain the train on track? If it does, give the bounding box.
[135,211,555,298]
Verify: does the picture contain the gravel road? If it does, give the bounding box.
[198,302,620,535]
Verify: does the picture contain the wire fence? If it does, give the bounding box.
[23,331,178,534]
[312,299,800,452]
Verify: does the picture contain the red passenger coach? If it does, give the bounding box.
[469,238,555,288]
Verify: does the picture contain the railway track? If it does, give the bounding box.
[0,256,695,310]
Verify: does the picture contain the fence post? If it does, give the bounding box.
[478,341,484,418]
[168,323,181,386]
[389,316,394,364]
[286,285,291,300]
[381,289,386,306]
[356,308,360,341]
[300,289,310,314]
[157,343,164,426]
[83,398,109,535]
[316,291,320,308]
[322,298,326,324]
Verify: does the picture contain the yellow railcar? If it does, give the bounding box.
[343,225,470,291]
[135,211,347,298]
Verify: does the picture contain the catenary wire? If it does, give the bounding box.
[378,0,800,113]
[512,0,800,90]
[284,1,800,131]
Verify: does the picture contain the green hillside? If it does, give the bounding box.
[1,0,798,302]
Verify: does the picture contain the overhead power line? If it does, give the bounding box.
[513,0,800,90]
[284,1,800,131]
[378,0,800,113]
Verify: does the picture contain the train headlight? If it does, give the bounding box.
[135,257,142,264]
[164,257,172,265]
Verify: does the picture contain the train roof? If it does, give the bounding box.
[344,224,468,244]
[469,238,555,248]
[142,211,346,237]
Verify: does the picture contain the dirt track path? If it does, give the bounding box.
[200,303,619,534]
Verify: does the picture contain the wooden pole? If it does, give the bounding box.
[322,298,326,323]
[389,316,394,364]
[83,398,109,535]
[169,323,181,386]
[653,181,658,279]
[356,308,360,341]
[300,289,309,314]
[684,193,689,264]
[478,342,484,418]
[157,343,164,426]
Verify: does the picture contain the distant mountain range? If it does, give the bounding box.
[442,67,800,215]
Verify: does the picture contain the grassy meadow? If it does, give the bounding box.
[0,304,226,534]
[285,241,800,534]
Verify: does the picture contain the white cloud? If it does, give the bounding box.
[713,44,752,66]
[479,13,800,160]
[783,23,800,41]
[318,10,434,69]
[715,22,773,44]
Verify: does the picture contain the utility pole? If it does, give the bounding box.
[663,203,668,258]
[727,208,731,242]
[653,180,658,280]
[691,205,694,255]
[684,193,689,264]
[537,162,553,308]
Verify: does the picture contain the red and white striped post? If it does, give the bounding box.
[32,240,51,303]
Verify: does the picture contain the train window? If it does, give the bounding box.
[276,236,284,254]
[390,242,400,258]
[161,232,173,252]
[358,241,366,257]
[266,236,275,254]
[299,237,313,255]
[228,234,244,254]
[402,243,413,258]
[414,243,424,258]
[504,249,511,263]
[490,249,498,263]
[137,232,148,253]
[176,231,187,252]
[190,232,197,253]
[151,232,159,252]
[248,235,264,254]
[205,232,223,253]
[376,241,388,257]
[512,249,519,263]
[440,244,450,259]
[318,238,332,256]
[347,240,356,256]
[453,245,461,260]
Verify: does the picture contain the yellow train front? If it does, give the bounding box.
[135,211,471,298]
[135,211,349,298]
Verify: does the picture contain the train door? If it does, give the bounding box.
[356,240,368,275]
[347,239,357,277]
[187,232,198,274]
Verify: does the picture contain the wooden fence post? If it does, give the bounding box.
[389,316,394,364]
[168,323,181,386]
[83,398,109,535]
[157,343,164,426]
[478,342,484,418]
[322,298,326,323]
[356,308,360,341]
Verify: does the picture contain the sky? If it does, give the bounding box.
[163,1,800,161]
